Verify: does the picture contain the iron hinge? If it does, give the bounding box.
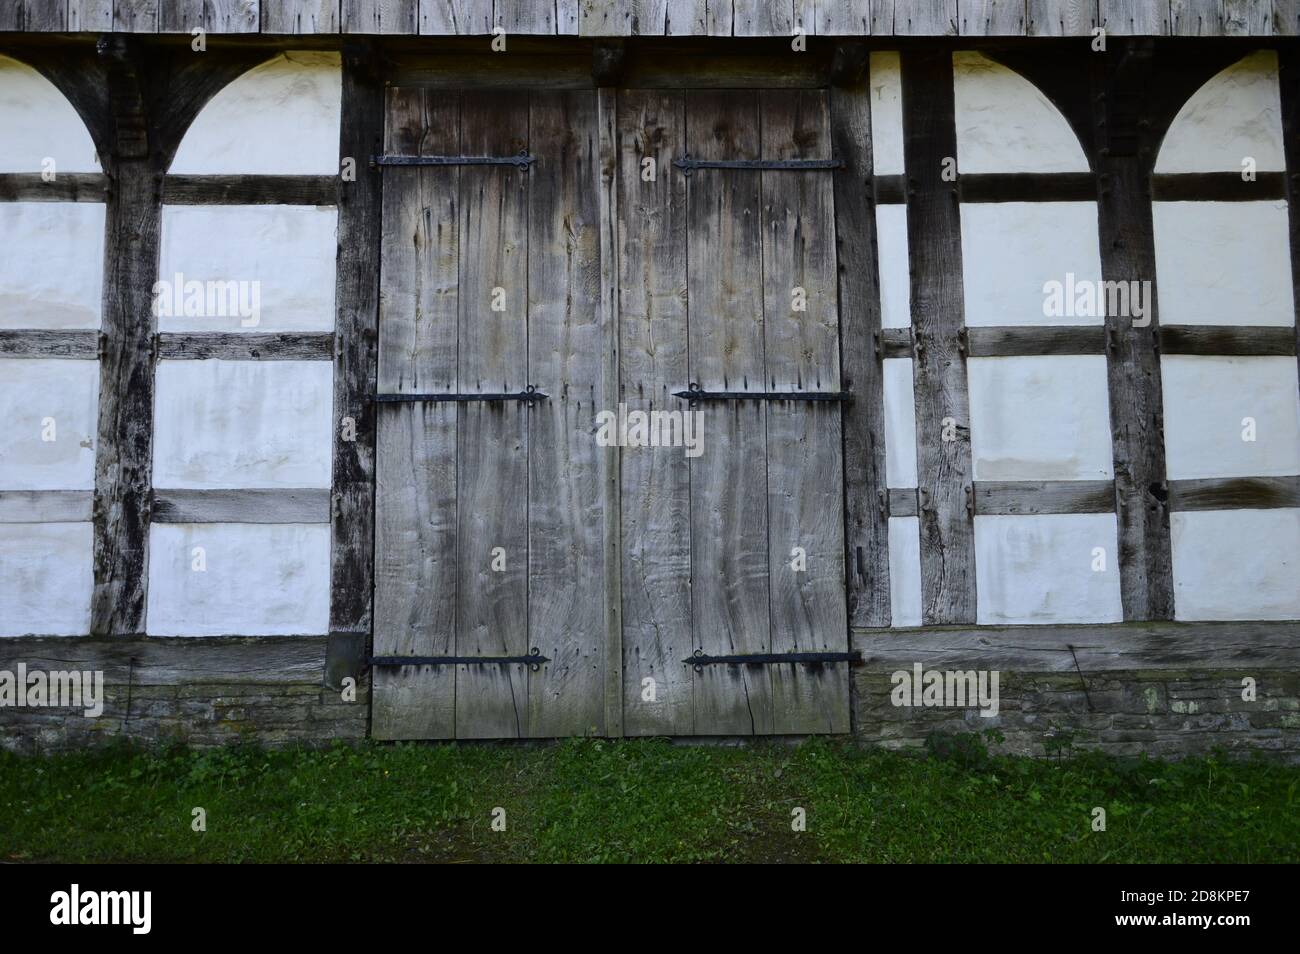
[674,383,852,406]
[674,154,844,175]
[687,649,861,672]
[374,385,547,406]
[370,150,535,169]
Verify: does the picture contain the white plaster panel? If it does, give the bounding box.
[1172,509,1300,621]
[888,515,922,627]
[975,514,1123,624]
[170,52,341,175]
[870,52,905,176]
[0,522,93,636]
[0,202,104,329]
[884,357,918,488]
[968,356,1113,481]
[876,203,910,329]
[152,360,332,489]
[952,51,1089,174]
[0,55,100,173]
[158,205,337,332]
[961,202,1104,326]
[1161,356,1300,479]
[1156,52,1285,174]
[1153,201,1294,327]
[146,523,330,636]
[0,359,98,490]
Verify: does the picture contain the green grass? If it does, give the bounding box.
[2,736,1298,862]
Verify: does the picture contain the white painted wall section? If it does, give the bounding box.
[1162,356,1300,479]
[152,360,333,489]
[146,523,330,636]
[0,202,105,329]
[883,357,918,488]
[869,52,904,176]
[0,359,98,490]
[952,51,1090,174]
[0,55,101,173]
[0,522,93,636]
[888,515,922,627]
[961,202,1104,326]
[975,514,1123,624]
[968,356,1114,481]
[158,205,338,332]
[170,52,341,175]
[1153,201,1294,327]
[1156,51,1285,174]
[875,203,910,329]
[1172,509,1300,621]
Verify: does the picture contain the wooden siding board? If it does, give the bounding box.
[892,0,958,34]
[343,0,417,32]
[1170,0,1222,34]
[816,0,871,33]
[1167,475,1300,511]
[1026,0,1097,34]
[1282,48,1300,399]
[1100,0,1169,34]
[151,488,332,523]
[958,0,1026,34]
[1277,0,1300,34]
[686,89,775,734]
[261,0,341,32]
[617,89,695,736]
[68,1,114,31]
[419,0,491,32]
[112,0,159,31]
[900,50,977,625]
[0,330,100,358]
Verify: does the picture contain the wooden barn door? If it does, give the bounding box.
[617,89,851,736]
[371,88,610,740]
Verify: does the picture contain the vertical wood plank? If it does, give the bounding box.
[343,0,417,32]
[900,50,976,625]
[556,0,579,32]
[372,88,460,740]
[958,0,1026,34]
[816,0,871,33]
[420,0,491,32]
[68,1,114,31]
[1026,0,1096,34]
[496,0,555,32]
[870,0,894,33]
[1279,48,1300,402]
[526,90,608,736]
[1222,0,1271,34]
[159,0,207,32]
[617,89,695,736]
[733,0,793,35]
[705,0,733,35]
[454,90,531,738]
[1100,0,1169,33]
[208,0,262,31]
[1277,0,1300,34]
[1090,46,1175,620]
[893,0,957,34]
[16,0,67,30]
[262,0,341,31]
[331,41,384,673]
[759,89,849,733]
[686,90,775,734]
[1170,0,1222,34]
[831,80,890,630]
[113,0,159,31]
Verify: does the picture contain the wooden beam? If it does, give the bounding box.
[1158,325,1296,356]
[1167,475,1300,511]
[965,325,1106,356]
[0,330,99,358]
[152,488,332,523]
[833,78,891,628]
[974,479,1116,514]
[901,49,977,625]
[959,171,1096,202]
[0,490,94,523]
[0,173,108,202]
[162,174,339,205]
[1152,171,1287,201]
[155,331,336,360]
[1281,46,1300,398]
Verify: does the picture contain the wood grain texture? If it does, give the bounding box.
[1100,0,1167,33]
[151,488,332,523]
[891,0,957,34]
[68,1,114,31]
[1222,0,1271,34]
[0,173,110,202]
[1167,475,1300,511]
[343,0,417,32]
[0,330,99,358]
[760,88,849,733]
[617,89,695,735]
[419,0,491,33]
[1278,0,1300,35]
[1151,172,1286,201]
[0,491,94,523]
[817,0,871,33]
[901,50,977,625]
[1026,0,1096,34]
[1281,47,1300,397]
[965,325,1106,356]
[958,0,1026,34]
[1170,0,1222,35]
[686,89,774,734]
[262,0,341,31]
[155,332,335,359]
[1158,325,1296,356]
[832,80,890,629]
[974,480,1116,514]
[113,0,159,31]
[162,175,338,205]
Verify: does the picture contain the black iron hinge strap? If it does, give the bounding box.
[370,150,535,169]
[687,650,861,670]
[674,155,843,174]
[675,384,851,405]
[375,385,547,405]
[369,649,549,671]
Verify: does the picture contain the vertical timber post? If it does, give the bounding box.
[1280,47,1300,401]
[900,49,977,625]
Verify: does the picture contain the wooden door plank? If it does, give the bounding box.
[759,89,849,734]
[617,89,695,736]
[454,90,532,738]
[686,89,775,735]
[262,1,341,32]
[526,90,607,736]
[372,88,460,740]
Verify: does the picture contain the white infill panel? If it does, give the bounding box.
[0,522,93,636]
[0,358,99,490]
[1172,509,1300,621]
[0,203,105,330]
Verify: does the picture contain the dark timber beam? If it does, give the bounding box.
[1282,47,1300,400]
[832,75,890,628]
[901,50,976,626]
[327,40,383,691]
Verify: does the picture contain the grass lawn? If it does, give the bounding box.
[2,736,1297,863]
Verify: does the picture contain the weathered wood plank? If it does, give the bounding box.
[974,479,1116,514]
[1277,0,1300,35]
[1222,0,1271,35]
[526,90,608,736]
[68,1,114,31]
[496,0,557,32]
[1092,44,1174,621]
[419,0,491,33]
[832,80,890,629]
[0,330,99,358]
[1026,0,1096,34]
[617,89,695,736]
[901,50,977,625]
[454,90,531,739]
[705,0,734,34]
[151,488,332,523]
[888,487,919,516]
[0,173,109,202]
[870,0,895,33]
[960,172,1096,202]
[155,332,335,359]
[343,0,417,32]
[687,89,775,734]
[1170,0,1222,35]
[1158,325,1296,356]
[958,0,1027,34]
[1167,475,1300,511]
[1099,0,1168,34]
[0,490,94,523]
[760,88,850,734]
[817,0,871,33]
[878,326,913,358]
[1281,47,1300,395]
[112,0,159,31]
[732,0,793,36]
[854,621,1300,672]
[9,0,67,31]
[966,325,1106,356]
[0,635,333,685]
[262,0,341,32]
[892,0,958,34]
[161,175,338,205]
[1152,171,1286,201]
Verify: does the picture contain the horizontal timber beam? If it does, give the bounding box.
[162,175,339,205]
[151,488,331,524]
[155,332,335,360]
[1167,475,1300,511]
[0,330,99,358]
[974,480,1116,514]
[878,326,1293,359]
[1152,172,1287,202]
[0,173,108,202]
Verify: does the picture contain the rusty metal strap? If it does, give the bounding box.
[673,154,843,174]
[375,386,547,405]
[369,650,549,669]
[686,650,861,670]
[674,384,851,405]
[370,150,535,169]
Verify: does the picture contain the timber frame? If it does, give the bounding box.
[2,29,1300,737]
